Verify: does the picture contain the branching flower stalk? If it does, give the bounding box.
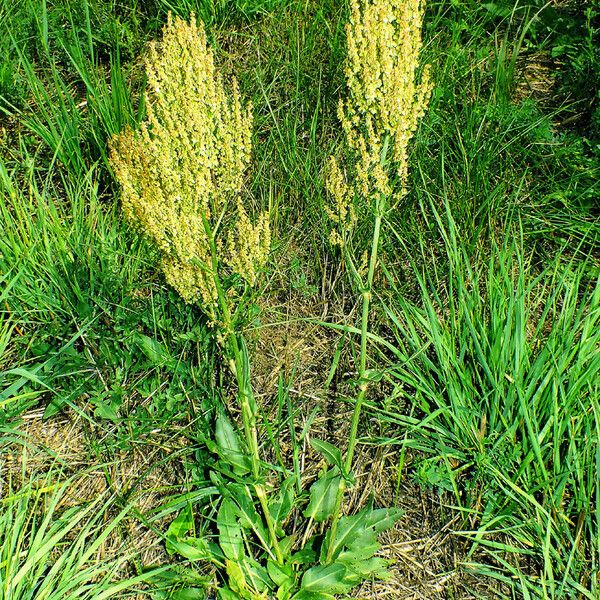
[108,14,282,564]
[109,8,430,596]
[325,0,432,562]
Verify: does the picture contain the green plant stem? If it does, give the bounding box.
[207,232,284,565]
[325,201,384,564]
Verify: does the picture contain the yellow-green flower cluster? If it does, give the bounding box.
[324,156,357,247]
[226,201,271,287]
[327,0,432,244]
[110,14,269,308]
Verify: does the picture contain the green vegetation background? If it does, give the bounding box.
[0,0,598,598]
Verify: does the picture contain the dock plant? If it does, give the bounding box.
[324,0,432,562]
[110,14,268,322]
[109,5,430,598]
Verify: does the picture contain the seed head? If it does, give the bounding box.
[326,0,432,244]
[110,14,269,310]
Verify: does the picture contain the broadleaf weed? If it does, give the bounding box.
[108,6,425,597]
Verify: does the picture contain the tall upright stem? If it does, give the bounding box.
[344,207,382,473]
[326,201,384,563]
[225,331,283,565]
[207,231,284,565]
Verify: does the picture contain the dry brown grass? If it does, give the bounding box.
[1,406,185,588]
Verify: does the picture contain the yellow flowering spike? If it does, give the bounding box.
[162,255,216,306]
[226,202,271,286]
[326,0,432,242]
[109,14,254,307]
[324,156,357,246]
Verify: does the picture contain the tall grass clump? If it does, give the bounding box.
[0,464,160,599]
[0,0,141,181]
[0,151,152,417]
[154,0,285,25]
[376,202,600,598]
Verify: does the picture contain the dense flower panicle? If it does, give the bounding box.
[324,156,357,246]
[226,201,271,286]
[109,14,268,308]
[326,0,432,244]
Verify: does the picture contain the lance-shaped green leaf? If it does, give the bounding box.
[364,507,403,533]
[338,553,390,580]
[218,588,239,600]
[299,562,357,594]
[291,591,336,600]
[241,555,272,594]
[323,505,403,562]
[215,414,252,475]
[310,439,343,472]
[320,507,368,562]
[229,485,272,556]
[135,332,175,367]
[267,559,295,587]
[165,505,194,544]
[269,476,296,535]
[290,545,317,566]
[217,498,244,561]
[166,537,221,563]
[237,336,258,417]
[303,469,341,523]
[341,527,380,561]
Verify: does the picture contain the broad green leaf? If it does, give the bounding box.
[322,506,403,562]
[42,396,66,419]
[225,560,248,594]
[165,537,215,562]
[303,470,341,523]
[320,507,369,562]
[217,498,244,561]
[267,559,294,587]
[280,534,297,556]
[362,368,384,383]
[290,546,317,565]
[93,398,119,421]
[165,506,199,559]
[229,486,271,552]
[482,3,512,17]
[166,505,194,542]
[135,333,173,366]
[276,578,295,600]
[338,553,390,579]
[215,414,252,475]
[310,439,343,471]
[242,556,272,593]
[300,562,356,594]
[291,591,336,600]
[231,487,263,530]
[364,507,403,533]
[218,586,240,600]
[215,414,244,455]
[170,589,210,600]
[344,528,379,560]
[269,476,296,535]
